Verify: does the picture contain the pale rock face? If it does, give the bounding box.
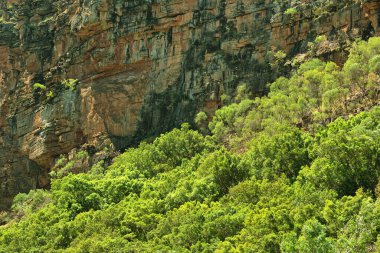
[0,0,379,209]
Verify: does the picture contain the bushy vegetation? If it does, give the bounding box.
[32,79,79,100]
[1,38,380,252]
[62,79,78,91]
[32,82,47,91]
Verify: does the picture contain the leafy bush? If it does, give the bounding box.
[32,82,46,90]
[62,79,78,91]
[284,7,298,16]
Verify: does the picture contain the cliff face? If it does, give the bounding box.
[0,0,379,209]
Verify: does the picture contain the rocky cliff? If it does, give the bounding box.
[0,0,379,209]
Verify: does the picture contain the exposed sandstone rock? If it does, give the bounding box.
[0,0,379,209]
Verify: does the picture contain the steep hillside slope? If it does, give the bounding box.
[0,0,379,208]
[0,36,379,252]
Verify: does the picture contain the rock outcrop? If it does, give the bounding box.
[0,0,379,209]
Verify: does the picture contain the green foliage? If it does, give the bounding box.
[46,90,55,99]
[234,83,250,102]
[50,150,90,179]
[270,50,287,69]
[300,107,380,196]
[11,190,51,218]
[297,218,333,253]
[274,50,287,60]
[32,82,46,90]
[210,38,380,147]
[242,124,309,181]
[284,7,298,16]
[195,111,207,125]
[195,111,208,134]
[315,35,327,44]
[197,149,248,196]
[32,78,79,99]
[62,79,78,91]
[1,37,380,252]
[208,99,256,143]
